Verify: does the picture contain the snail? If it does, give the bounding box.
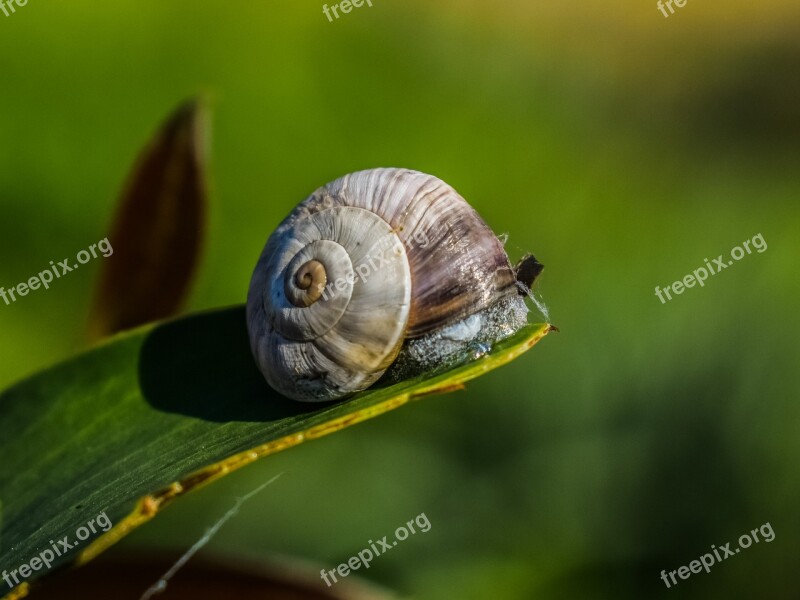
[246,168,543,402]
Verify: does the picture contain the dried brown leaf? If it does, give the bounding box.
[88,99,209,340]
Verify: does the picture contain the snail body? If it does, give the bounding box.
[247,168,540,402]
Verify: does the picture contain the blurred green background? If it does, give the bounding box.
[1,0,799,598]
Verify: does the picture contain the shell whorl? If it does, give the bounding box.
[286,259,326,307]
[319,169,518,336]
[247,168,519,402]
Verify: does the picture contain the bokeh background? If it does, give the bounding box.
[1,1,799,598]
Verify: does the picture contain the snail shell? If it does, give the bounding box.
[247,168,538,402]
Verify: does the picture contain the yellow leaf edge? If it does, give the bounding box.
[4,322,553,600]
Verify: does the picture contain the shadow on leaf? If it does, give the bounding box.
[138,305,320,423]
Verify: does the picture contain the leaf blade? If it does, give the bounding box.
[0,307,551,597]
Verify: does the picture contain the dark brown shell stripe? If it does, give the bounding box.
[325,168,518,337]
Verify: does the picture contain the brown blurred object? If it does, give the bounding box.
[26,551,397,600]
[87,99,209,341]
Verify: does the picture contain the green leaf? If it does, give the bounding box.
[0,306,551,598]
[87,99,209,341]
